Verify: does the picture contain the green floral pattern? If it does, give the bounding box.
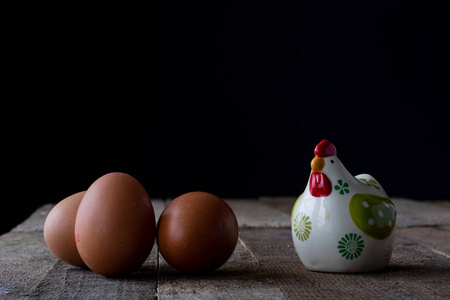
[293,213,312,242]
[334,179,350,195]
[337,233,365,260]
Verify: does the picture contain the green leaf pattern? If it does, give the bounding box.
[334,179,350,195]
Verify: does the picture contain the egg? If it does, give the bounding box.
[44,191,87,268]
[157,191,238,273]
[75,172,155,277]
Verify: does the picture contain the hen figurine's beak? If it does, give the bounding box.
[311,157,325,172]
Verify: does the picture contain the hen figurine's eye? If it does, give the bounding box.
[331,160,335,164]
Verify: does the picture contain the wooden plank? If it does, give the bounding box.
[157,237,286,299]
[237,227,450,299]
[155,198,450,299]
[259,196,297,216]
[225,199,291,228]
[427,201,450,209]
[1,198,449,299]
[27,248,158,299]
[0,228,159,299]
[394,198,450,228]
[0,231,58,297]
[1,200,165,299]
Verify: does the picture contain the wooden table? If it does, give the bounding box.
[1,198,449,299]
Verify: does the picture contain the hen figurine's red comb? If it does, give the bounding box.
[314,140,337,157]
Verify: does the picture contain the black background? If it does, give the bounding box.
[3,1,448,234]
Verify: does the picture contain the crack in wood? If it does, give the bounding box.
[155,247,161,300]
[402,223,450,229]
[430,248,450,259]
[238,236,259,264]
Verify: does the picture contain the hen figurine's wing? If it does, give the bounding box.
[350,174,396,240]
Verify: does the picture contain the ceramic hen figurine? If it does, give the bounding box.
[291,140,396,273]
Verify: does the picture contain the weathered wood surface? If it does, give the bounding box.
[1,198,449,299]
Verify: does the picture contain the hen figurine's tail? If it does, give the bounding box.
[355,174,387,196]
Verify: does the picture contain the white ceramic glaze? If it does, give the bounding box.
[291,140,396,273]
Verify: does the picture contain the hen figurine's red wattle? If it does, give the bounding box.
[309,172,332,197]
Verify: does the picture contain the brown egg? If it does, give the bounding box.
[157,191,238,273]
[44,191,87,268]
[75,172,155,277]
